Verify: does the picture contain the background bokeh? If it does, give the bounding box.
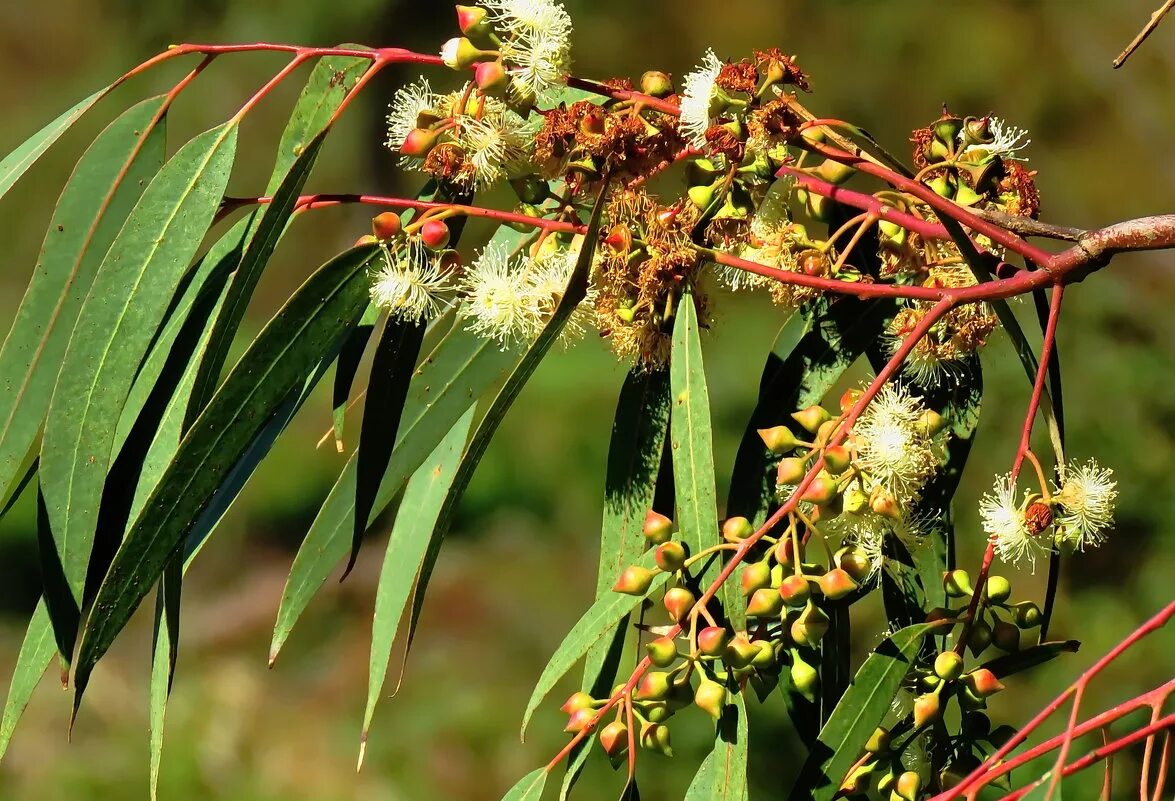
[0,1,1172,799]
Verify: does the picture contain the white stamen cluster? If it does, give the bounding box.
[680,48,724,148]
[980,474,1044,569]
[829,510,926,585]
[962,117,1031,161]
[852,383,939,500]
[1053,458,1117,550]
[484,0,573,99]
[370,239,452,323]
[386,78,438,166]
[455,111,533,187]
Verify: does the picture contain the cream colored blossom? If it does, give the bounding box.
[369,239,451,323]
[1053,458,1117,550]
[680,49,723,148]
[853,384,939,500]
[981,474,1044,569]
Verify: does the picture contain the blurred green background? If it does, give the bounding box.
[0,1,1172,799]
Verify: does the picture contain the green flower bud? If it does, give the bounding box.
[654,541,687,572]
[560,691,594,714]
[917,409,947,436]
[643,510,673,544]
[894,770,922,801]
[792,405,831,434]
[933,650,965,681]
[1012,601,1043,629]
[967,621,993,656]
[473,60,509,97]
[801,471,840,506]
[646,636,678,668]
[835,547,872,584]
[688,184,716,210]
[741,560,772,596]
[984,575,1012,604]
[776,456,808,486]
[697,626,729,657]
[790,651,819,702]
[842,487,868,515]
[613,565,655,596]
[663,587,695,623]
[823,444,851,474]
[815,159,856,185]
[639,722,673,755]
[818,568,858,601]
[944,569,974,598]
[440,36,497,70]
[635,671,672,702]
[724,636,758,669]
[791,600,830,645]
[510,176,550,205]
[750,639,777,669]
[747,587,784,618]
[757,425,800,454]
[722,516,755,543]
[564,706,595,732]
[694,679,727,719]
[866,726,891,754]
[779,574,811,607]
[639,70,674,98]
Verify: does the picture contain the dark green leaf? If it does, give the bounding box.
[790,623,935,801]
[0,96,166,513]
[72,245,379,705]
[347,318,428,576]
[685,692,750,801]
[982,640,1080,679]
[562,367,671,799]
[0,87,105,200]
[331,305,378,452]
[39,121,238,658]
[359,406,475,765]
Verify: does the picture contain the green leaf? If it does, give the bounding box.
[72,245,379,705]
[726,297,895,527]
[348,318,428,576]
[685,692,750,801]
[522,550,669,738]
[670,289,729,622]
[404,183,609,669]
[0,600,56,762]
[501,767,549,801]
[0,87,106,200]
[39,121,239,658]
[269,326,517,664]
[790,623,935,801]
[148,557,181,801]
[0,96,167,514]
[331,305,378,452]
[982,640,1080,679]
[359,405,475,765]
[562,367,671,800]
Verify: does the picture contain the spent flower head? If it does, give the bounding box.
[981,474,1045,570]
[1053,458,1117,550]
[961,117,1031,161]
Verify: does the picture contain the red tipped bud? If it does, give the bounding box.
[697,626,729,657]
[758,425,800,454]
[913,693,941,728]
[598,720,628,759]
[779,574,811,607]
[399,126,443,158]
[635,671,672,702]
[722,516,754,543]
[663,587,695,623]
[354,234,379,247]
[747,587,784,618]
[775,457,807,486]
[604,224,633,254]
[792,405,831,434]
[654,541,687,572]
[613,565,655,596]
[801,472,839,506]
[420,219,451,251]
[824,445,851,473]
[694,679,726,719]
[455,5,490,36]
[774,535,799,568]
[741,561,772,596]
[933,650,965,681]
[564,706,595,732]
[372,212,402,240]
[474,60,509,97]
[646,636,678,668]
[818,568,858,601]
[839,389,863,413]
[964,668,1005,698]
[561,691,594,714]
[643,510,673,544]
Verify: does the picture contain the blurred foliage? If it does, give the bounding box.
[0,1,1172,799]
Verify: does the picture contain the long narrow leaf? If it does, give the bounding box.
[0,600,55,762]
[685,692,750,801]
[0,87,105,200]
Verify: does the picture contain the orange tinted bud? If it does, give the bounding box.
[663,587,695,622]
[643,510,673,544]
[654,541,687,572]
[697,626,729,657]
[598,720,628,758]
[420,219,451,250]
[372,212,402,240]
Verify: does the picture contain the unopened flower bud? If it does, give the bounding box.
[913,693,941,728]
[870,490,901,520]
[564,706,595,732]
[758,425,800,454]
[354,234,379,247]
[984,575,1011,604]
[917,409,947,436]
[639,70,674,98]
[967,621,992,656]
[697,626,729,657]
[646,636,678,668]
[964,668,1005,698]
[724,636,758,669]
[400,127,443,158]
[791,600,830,645]
[742,561,772,596]
[1012,601,1043,629]
[420,219,451,250]
[818,568,858,601]
[440,36,496,70]
[815,159,856,185]
[774,536,799,568]
[992,621,1021,652]
[779,574,811,607]
[842,487,868,515]
[835,547,872,583]
[635,671,672,701]
[598,720,628,759]
[561,691,594,714]
[474,60,509,96]
[722,516,754,543]
[643,510,673,544]
[838,388,863,413]
[613,565,655,596]
[944,569,974,598]
[747,587,784,617]
[694,679,726,719]
[455,5,491,37]
[687,184,716,210]
[894,770,922,801]
[663,587,695,622]
[934,650,964,681]
[801,471,839,506]
[866,726,891,754]
[824,445,851,474]
[372,211,402,240]
[790,652,819,701]
[776,457,807,486]
[792,405,831,434]
[639,722,672,755]
[654,541,687,572]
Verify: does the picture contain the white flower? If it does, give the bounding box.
[680,48,724,148]
[852,384,939,500]
[525,242,597,339]
[484,0,573,99]
[458,243,545,345]
[454,113,532,187]
[370,240,452,323]
[961,117,1030,161]
[386,78,438,163]
[829,509,926,585]
[980,474,1045,569]
[440,37,462,69]
[1053,459,1117,550]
